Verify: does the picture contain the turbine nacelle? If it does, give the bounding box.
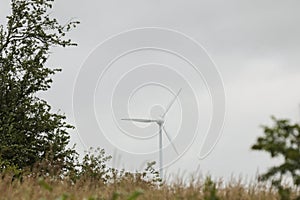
[156,117,164,126]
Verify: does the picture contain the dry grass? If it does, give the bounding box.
[0,174,288,200]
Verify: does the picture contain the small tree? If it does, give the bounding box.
[251,116,300,199]
[0,0,79,173]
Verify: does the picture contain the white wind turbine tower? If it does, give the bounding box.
[121,88,182,179]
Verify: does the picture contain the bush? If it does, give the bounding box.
[252,116,300,199]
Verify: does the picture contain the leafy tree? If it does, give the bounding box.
[0,0,79,173]
[252,116,300,199]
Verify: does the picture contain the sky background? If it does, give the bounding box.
[1,0,300,181]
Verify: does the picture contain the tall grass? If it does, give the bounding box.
[1,148,299,199]
[1,172,293,200]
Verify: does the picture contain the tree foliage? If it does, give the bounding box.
[252,116,300,199]
[0,0,79,172]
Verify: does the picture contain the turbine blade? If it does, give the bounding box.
[121,118,156,123]
[162,126,179,155]
[162,88,182,118]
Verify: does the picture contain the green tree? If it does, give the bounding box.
[0,0,79,173]
[251,116,300,200]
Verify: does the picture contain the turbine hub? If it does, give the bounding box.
[156,117,164,125]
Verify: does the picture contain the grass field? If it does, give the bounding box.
[0,148,298,200]
[2,173,297,200]
[1,156,299,200]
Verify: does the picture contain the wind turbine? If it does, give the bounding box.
[121,88,182,178]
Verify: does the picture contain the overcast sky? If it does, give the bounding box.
[1,0,300,181]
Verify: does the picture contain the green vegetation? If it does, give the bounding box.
[0,0,79,173]
[0,149,299,199]
[0,0,300,199]
[0,167,292,200]
[252,117,300,200]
